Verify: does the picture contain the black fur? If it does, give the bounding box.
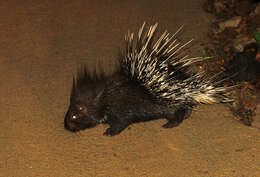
[64,69,193,136]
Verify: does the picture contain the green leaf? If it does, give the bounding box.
[253,31,260,44]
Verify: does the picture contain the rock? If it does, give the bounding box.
[250,3,260,16]
[232,35,256,53]
[218,16,242,33]
[235,0,256,16]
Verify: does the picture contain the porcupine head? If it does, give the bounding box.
[64,69,106,132]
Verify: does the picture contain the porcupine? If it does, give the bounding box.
[64,22,232,136]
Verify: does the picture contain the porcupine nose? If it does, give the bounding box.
[64,110,77,132]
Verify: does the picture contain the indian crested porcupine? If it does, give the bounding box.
[64,22,232,136]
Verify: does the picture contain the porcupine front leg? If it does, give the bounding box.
[103,115,131,136]
[162,107,192,128]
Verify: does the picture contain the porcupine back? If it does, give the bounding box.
[120,22,231,105]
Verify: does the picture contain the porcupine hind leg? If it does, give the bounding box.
[162,107,192,128]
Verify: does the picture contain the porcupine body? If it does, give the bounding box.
[64,22,231,136]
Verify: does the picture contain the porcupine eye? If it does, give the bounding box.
[72,104,88,120]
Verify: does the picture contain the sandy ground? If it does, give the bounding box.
[1,0,260,176]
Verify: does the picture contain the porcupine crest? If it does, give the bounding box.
[120,22,231,104]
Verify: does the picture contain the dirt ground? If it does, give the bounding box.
[1,0,260,176]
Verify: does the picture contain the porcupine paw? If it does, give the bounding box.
[103,127,120,136]
[162,108,190,128]
[162,120,182,128]
[103,124,128,136]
